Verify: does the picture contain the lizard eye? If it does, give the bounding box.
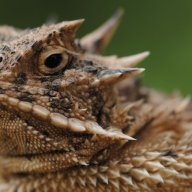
[0,54,5,63]
[38,46,69,74]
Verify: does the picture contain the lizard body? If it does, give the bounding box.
[0,10,191,192]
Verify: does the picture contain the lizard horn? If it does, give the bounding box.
[80,9,123,53]
[92,68,145,86]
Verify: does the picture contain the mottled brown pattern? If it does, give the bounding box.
[0,9,191,192]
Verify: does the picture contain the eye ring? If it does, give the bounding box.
[38,46,69,74]
[0,54,5,63]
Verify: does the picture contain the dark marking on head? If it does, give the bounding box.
[17,94,35,102]
[65,59,76,70]
[89,89,104,116]
[45,83,60,92]
[59,29,65,39]
[11,51,16,54]
[41,73,63,83]
[31,41,42,52]
[51,80,61,91]
[80,60,93,67]
[96,109,109,127]
[14,85,24,92]
[48,90,57,97]
[43,89,49,96]
[83,66,98,74]
[15,72,27,85]
[15,54,22,62]
[2,45,11,52]
[46,33,53,44]
[50,98,73,113]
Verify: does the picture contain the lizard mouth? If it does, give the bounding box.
[0,93,136,174]
[0,94,134,140]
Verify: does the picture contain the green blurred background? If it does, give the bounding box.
[0,0,191,95]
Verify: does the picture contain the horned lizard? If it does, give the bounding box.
[0,9,191,192]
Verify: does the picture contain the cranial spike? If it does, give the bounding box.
[92,68,145,86]
[81,9,123,53]
[98,68,145,78]
[80,52,149,70]
[118,51,150,68]
[58,19,85,35]
[36,19,85,46]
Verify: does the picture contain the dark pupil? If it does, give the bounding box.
[44,54,62,68]
[0,57,3,63]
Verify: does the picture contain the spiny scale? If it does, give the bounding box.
[81,9,123,53]
[0,9,191,192]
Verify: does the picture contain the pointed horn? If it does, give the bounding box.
[81,9,124,53]
[118,51,150,68]
[92,68,145,86]
[79,51,149,70]
[62,19,85,34]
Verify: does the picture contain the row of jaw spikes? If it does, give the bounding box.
[0,94,135,141]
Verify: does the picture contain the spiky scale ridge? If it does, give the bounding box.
[0,10,191,192]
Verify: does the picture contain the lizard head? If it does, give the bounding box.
[0,10,150,174]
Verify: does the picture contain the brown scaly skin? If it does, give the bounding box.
[0,10,191,192]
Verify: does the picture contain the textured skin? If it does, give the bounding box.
[0,10,192,192]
